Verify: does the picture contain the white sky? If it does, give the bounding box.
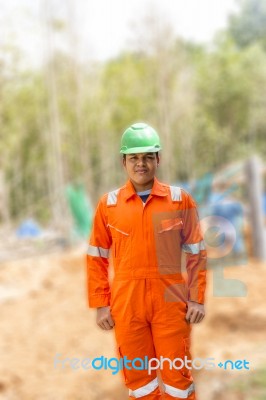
[0,0,239,66]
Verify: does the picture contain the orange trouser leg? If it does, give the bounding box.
[114,323,162,399]
[150,278,196,399]
[110,278,196,399]
[111,279,163,399]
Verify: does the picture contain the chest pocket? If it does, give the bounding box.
[158,217,183,233]
[107,224,130,259]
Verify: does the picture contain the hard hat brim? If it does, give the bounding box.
[120,145,161,154]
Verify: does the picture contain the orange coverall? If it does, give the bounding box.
[87,177,207,399]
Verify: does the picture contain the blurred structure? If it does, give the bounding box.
[177,155,266,264]
[245,156,266,261]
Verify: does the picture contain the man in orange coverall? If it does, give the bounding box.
[87,123,207,399]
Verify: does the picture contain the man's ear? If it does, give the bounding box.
[156,153,160,166]
[122,155,126,167]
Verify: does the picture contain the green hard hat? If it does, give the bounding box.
[120,122,162,154]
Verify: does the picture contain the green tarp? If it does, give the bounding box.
[66,183,93,239]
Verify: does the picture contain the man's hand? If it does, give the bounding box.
[96,306,115,330]
[185,301,205,324]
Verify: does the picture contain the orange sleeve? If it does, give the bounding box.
[181,191,207,304]
[86,195,112,308]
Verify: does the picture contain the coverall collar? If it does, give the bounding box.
[124,177,168,201]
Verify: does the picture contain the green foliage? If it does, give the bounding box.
[228,0,266,49]
[0,69,50,221]
[1,3,266,223]
[230,364,266,399]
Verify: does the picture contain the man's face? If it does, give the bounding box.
[122,152,159,191]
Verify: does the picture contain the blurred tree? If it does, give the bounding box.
[228,0,266,49]
[1,3,266,227]
[1,70,50,221]
[42,0,67,226]
[100,12,200,185]
[194,35,266,175]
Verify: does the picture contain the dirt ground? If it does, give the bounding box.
[0,244,265,400]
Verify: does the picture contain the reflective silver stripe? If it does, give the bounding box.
[182,240,205,254]
[129,377,158,398]
[170,186,182,201]
[107,189,120,205]
[164,382,195,398]
[87,245,109,258]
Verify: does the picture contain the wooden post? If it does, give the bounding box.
[245,156,266,261]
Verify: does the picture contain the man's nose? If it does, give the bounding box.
[136,157,146,165]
